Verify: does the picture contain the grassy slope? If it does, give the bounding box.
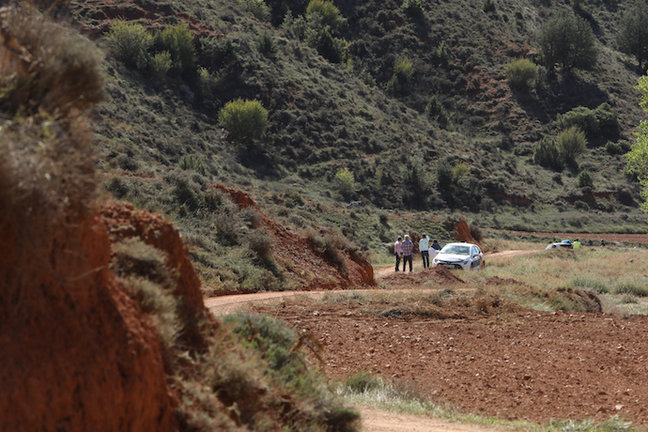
[70,0,648,291]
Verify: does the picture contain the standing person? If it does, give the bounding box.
[429,239,442,261]
[419,234,430,269]
[402,234,414,272]
[573,238,581,249]
[394,236,403,271]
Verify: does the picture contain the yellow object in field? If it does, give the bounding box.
[573,240,581,249]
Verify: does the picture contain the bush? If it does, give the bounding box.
[345,372,382,393]
[150,50,172,80]
[577,170,593,188]
[425,96,449,128]
[239,0,270,20]
[534,137,563,170]
[218,98,269,143]
[247,228,276,269]
[556,126,587,163]
[257,31,277,57]
[483,0,496,13]
[306,0,344,31]
[401,0,424,18]
[539,13,597,72]
[505,58,538,90]
[305,19,347,63]
[334,167,355,199]
[107,21,152,71]
[155,23,196,74]
[556,103,619,141]
[387,56,414,96]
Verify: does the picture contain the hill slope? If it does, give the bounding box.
[66,0,648,287]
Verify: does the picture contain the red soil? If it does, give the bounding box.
[251,276,648,426]
[0,208,176,431]
[213,184,376,293]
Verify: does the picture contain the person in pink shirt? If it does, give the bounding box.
[394,236,403,271]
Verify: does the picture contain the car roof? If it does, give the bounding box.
[443,242,479,247]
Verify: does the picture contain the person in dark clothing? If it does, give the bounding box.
[431,240,441,251]
[401,235,414,272]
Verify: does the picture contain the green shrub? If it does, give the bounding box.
[387,56,414,96]
[257,31,277,57]
[505,58,537,90]
[334,167,355,199]
[304,17,347,63]
[197,67,217,97]
[577,170,593,188]
[556,126,587,163]
[218,98,269,143]
[539,13,597,72]
[435,41,450,64]
[483,0,496,13]
[613,281,648,297]
[424,96,449,128]
[306,0,344,31]
[150,50,172,80]
[606,140,631,155]
[155,23,196,74]
[178,154,206,175]
[107,21,152,70]
[534,137,563,170]
[239,0,270,20]
[401,0,424,18]
[345,372,382,393]
[557,103,619,141]
[247,228,277,269]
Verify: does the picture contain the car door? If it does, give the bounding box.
[471,246,482,268]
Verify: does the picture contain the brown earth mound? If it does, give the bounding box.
[213,184,376,292]
[0,207,177,431]
[380,266,465,288]
[101,202,213,349]
[455,219,479,245]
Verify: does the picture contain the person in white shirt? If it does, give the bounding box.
[393,236,403,271]
[419,234,430,269]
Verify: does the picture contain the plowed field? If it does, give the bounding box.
[248,267,648,426]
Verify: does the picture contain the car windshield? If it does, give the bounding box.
[441,245,470,255]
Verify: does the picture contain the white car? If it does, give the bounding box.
[432,242,484,270]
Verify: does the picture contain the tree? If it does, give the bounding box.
[627,75,648,213]
[617,1,648,73]
[539,14,597,73]
[218,98,268,143]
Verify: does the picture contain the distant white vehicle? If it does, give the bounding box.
[432,242,484,270]
[545,239,573,250]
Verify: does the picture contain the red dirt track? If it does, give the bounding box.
[245,267,648,426]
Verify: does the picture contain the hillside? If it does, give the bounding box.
[65,0,648,289]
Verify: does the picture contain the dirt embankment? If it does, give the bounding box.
[214,184,376,292]
[0,207,177,431]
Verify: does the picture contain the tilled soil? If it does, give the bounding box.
[253,298,648,425]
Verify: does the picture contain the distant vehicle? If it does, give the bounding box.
[432,242,484,270]
[545,239,573,250]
